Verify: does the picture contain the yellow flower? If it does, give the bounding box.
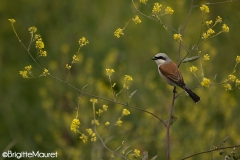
[25,65,32,71]
[102,105,108,111]
[165,7,174,14]
[115,118,122,126]
[125,75,133,81]
[65,64,71,70]
[91,119,100,126]
[173,34,182,42]
[216,16,222,23]
[190,66,198,73]
[236,56,240,63]
[42,68,50,76]
[90,98,98,104]
[79,37,89,47]
[207,28,215,35]
[132,15,141,24]
[139,0,147,4]
[202,33,209,40]
[122,109,130,116]
[91,135,97,142]
[203,54,210,60]
[72,55,79,63]
[224,84,232,91]
[96,109,103,116]
[8,19,16,23]
[86,128,93,135]
[36,38,44,49]
[124,75,133,89]
[134,149,141,157]
[114,28,124,38]
[105,121,110,126]
[80,134,88,143]
[222,24,229,33]
[19,70,28,78]
[236,79,240,87]
[205,20,213,26]
[152,3,162,14]
[28,26,37,33]
[106,69,115,76]
[39,50,47,57]
[200,4,210,13]
[201,78,211,87]
[228,74,236,82]
[70,118,80,133]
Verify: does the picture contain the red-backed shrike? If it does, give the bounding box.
[152,53,200,103]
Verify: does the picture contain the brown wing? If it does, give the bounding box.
[159,61,185,87]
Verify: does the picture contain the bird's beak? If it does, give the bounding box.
[152,57,157,60]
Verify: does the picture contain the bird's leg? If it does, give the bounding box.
[173,87,177,94]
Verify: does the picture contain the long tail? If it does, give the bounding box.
[183,86,200,103]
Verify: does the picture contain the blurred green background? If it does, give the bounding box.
[1,0,240,159]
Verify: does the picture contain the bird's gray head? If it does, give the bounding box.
[151,53,171,66]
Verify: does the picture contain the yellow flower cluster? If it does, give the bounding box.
[19,71,28,78]
[65,64,71,70]
[106,69,115,76]
[151,3,174,17]
[152,2,162,14]
[91,119,100,126]
[36,38,47,57]
[202,16,229,40]
[228,74,236,82]
[42,68,50,76]
[72,55,80,63]
[134,149,141,157]
[19,65,32,78]
[79,134,88,143]
[173,34,182,43]
[201,78,211,87]
[79,37,89,47]
[165,7,174,14]
[139,0,147,4]
[203,54,210,60]
[105,121,110,126]
[8,19,16,24]
[205,20,213,26]
[200,4,210,13]
[122,108,130,116]
[90,98,98,104]
[28,26,37,34]
[115,118,123,126]
[236,79,240,88]
[216,16,222,23]
[222,24,229,33]
[86,128,97,142]
[190,66,198,73]
[114,28,124,38]
[96,105,108,116]
[70,118,80,133]
[202,28,215,39]
[224,84,232,91]
[132,15,142,24]
[115,108,131,126]
[123,75,133,89]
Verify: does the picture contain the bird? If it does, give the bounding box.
[152,53,200,103]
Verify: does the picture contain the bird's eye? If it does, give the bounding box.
[156,56,166,60]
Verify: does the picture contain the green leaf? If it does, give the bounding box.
[129,90,137,99]
[150,155,158,160]
[182,56,200,63]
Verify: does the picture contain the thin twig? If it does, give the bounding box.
[182,144,240,160]
[166,86,176,160]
